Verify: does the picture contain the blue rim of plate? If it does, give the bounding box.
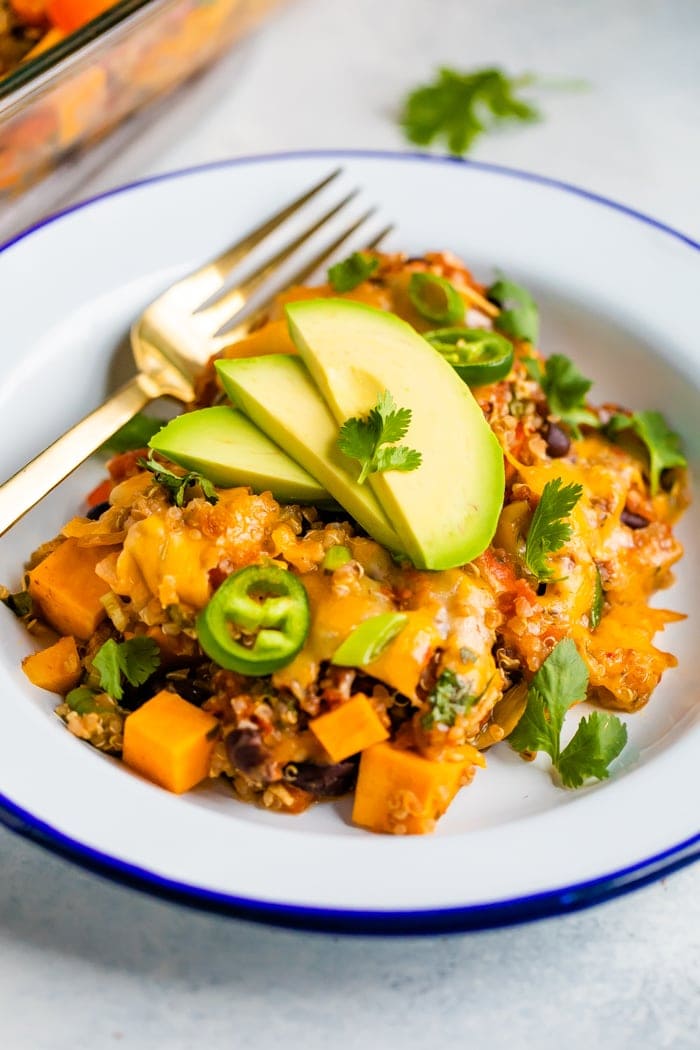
[0,149,698,934]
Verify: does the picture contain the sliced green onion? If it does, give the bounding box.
[408,273,464,325]
[590,567,604,629]
[328,252,379,293]
[322,545,352,571]
[331,613,408,668]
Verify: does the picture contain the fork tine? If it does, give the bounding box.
[165,169,343,307]
[214,208,381,350]
[263,207,381,292]
[364,223,394,250]
[199,189,361,336]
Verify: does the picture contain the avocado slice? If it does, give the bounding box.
[216,356,403,553]
[286,299,505,570]
[148,405,330,504]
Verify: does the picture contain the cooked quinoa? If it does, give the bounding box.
[15,250,688,834]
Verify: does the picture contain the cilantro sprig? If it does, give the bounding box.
[524,477,583,582]
[525,354,598,437]
[401,67,540,156]
[422,669,476,729]
[139,452,218,507]
[488,277,539,344]
[338,391,422,485]
[606,410,686,495]
[328,252,379,293]
[509,638,627,788]
[93,637,161,701]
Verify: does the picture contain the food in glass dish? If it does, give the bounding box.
[9,250,688,835]
[0,0,114,78]
[0,0,285,202]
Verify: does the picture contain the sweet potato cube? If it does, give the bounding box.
[365,611,441,701]
[27,538,119,640]
[309,694,389,763]
[123,690,219,794]
[22,635,81,694]
[352,743,473,835]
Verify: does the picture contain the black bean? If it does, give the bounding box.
[171,677,212,707]
[118,683,156,712]
[387,701,414,733]
[86,501,110,520]
[117,677,185,713]
[226,728,267,773]
[621,508,650,530]
[544,422,570,458]
[284,760,357,797]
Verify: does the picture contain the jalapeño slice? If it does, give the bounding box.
[425,327,514,386]
[197,564,310,676]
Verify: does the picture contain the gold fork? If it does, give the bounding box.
[0,170,390,537]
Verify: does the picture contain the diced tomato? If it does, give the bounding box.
[86,478,113,507]
[476,547,519,592]
[107,448,148,482]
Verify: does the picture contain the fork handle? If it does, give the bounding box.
[0,375,155,538]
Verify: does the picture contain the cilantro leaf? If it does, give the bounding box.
[422,669,476,728]
[401,67,540,156]
[525,353,598,437]
[92,640,122,698]
[139,452,218,507]
[93,637,160,701]
[65,686,114,716]
[507,683,558,758]
[328,252,379,293]
[530,637,589,743]
[374,445,423,473]
[337,390,422,485]
[557,711,628,788]
[336,416,376,469]
[488,277,539,344]
[524,477,583,582]
[369,391,412,444]
[509,638,625,787]
[510,638,589,758]
[101,413,163,454]
[606,410,686,495]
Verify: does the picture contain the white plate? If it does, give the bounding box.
[0,151,697,933]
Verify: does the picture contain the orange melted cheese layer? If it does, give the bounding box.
[98,486,280,618]
[502,434,683,707]
[91,424,681,720]
[272,569,396,699]
[270,550,503,743]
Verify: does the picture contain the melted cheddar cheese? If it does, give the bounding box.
[22,248,687,832]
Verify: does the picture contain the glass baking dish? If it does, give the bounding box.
[0,0,285,235]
